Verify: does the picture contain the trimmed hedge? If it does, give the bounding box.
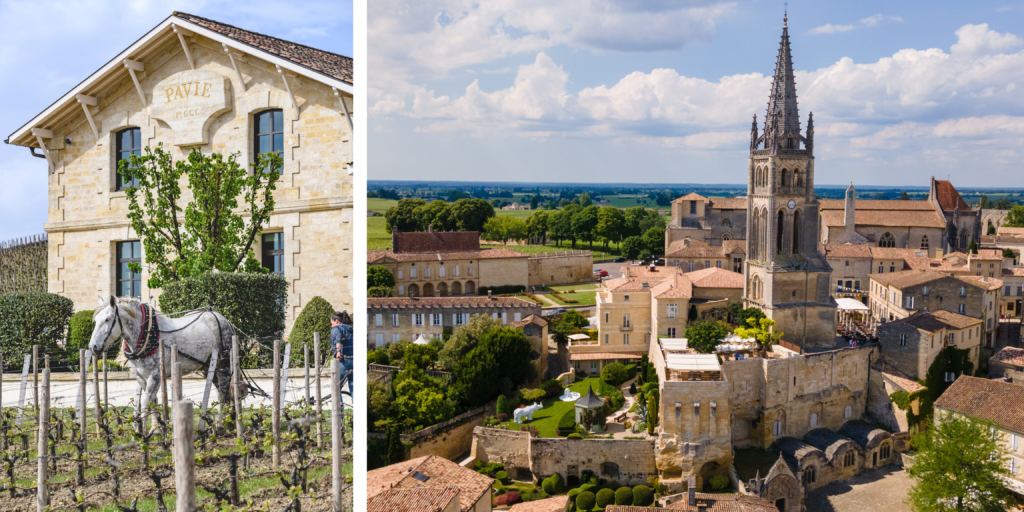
[0,292,73,369]
[614,486,633,505]
[288,296,335,363]
[497,395,510,415]
[496,471,509,484]
[596,488,615,508]
[557,409,577,436]
[601,362,629,386]
[542,473,565,495]
[575,491,596,511]
[632,485,654,506]
[478,285,526,295]
[159,272,287,366]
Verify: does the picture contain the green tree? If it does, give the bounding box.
[384,198,427,233]
[452,327,536,407]
[968,238,979,254]
[402,344,439,370]
[392,367,456,430]
[436,314,502,370]
[368,286,393,298]
[561,310,590,329]
[449,198,496,232]
[385,427,405,465]
[622,236,644,260]
[417,200,454,231]
[496,394,510,416]
[907,414,1012,512]
[288,296,335,362]
[735,317,782,352]
[561,204,583,249]
[1003,248,1016,259]
[596,206,626,250]
[530,195,539,210]
[685,321,729,354]
[733,306,765,328]
[978,194,995,209]
[623,206,647,238]
[642,226,665,257]
[996,197,1012,210]
[646,395,657,435]
[526,210,549,244]
[601,363,629,386]
[1004,204,1024,228]
[579,192,593,208]
[900,191,910,200]
[573,205,600,249]
[482,215,528,244]
[547,210,567,246]
[367,266,395,289]
[120,145,282,288]
[368,379,393,433]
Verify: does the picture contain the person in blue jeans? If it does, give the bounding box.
[331,311,354,405]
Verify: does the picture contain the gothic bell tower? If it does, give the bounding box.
[743,13,836,348]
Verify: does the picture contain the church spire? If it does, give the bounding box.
[762,13,801,152]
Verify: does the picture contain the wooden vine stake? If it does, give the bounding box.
[231,336,243,438]
[36,368,49,511]
[173,400,196,512]
[93,355,101,434]
[272,339,281,467]
[314,332,323,449]
[331,358,343,512]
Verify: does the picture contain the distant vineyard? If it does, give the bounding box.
[0,234,47,294]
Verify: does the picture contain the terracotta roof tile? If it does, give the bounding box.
[367,487,459,512]
[957,275,1003,290]
[510,314,548,328]
[723,239,747,254]
[885,312,953,334]
[652,273,693,298]
[367,247,527,263]
[606,277,666,293]
[998,227,1024,236]
[685,267,744,289]
[820,199,938,211]
[667,238,737,258]
[671,193,708,203]
[622,266,683,279]
[821,209,946,229]
[992,347,1024,368]
[394,232,480,254]
[1003,268,1024,277]
[934,376,1024,434]
[709,197,749,210]
[366,455,493,511]
[930,310,984,329]
[870,269,947,289]
[873,359,926,393]
[173,12,353,84]
[934,180,971,212]
[509,496,570,512]
[367,297,538,309]
[823,244,873,258]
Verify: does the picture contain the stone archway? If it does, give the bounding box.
[601,462,620,480]
[437,282,449,297]
[451,281,463,295]
[465,281,476,295]
[408,284,420,297]
[423,282,434,297]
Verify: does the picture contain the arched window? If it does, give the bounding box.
[722,218,733,228]
[722,234,731,242]
[803,466,816,484]
[115,127,142,190]
[254,109,285,165]
[792,210,801,254]
[777,210,785,254]
[880,443,891,459]
[844,451,856,467]
[844,405,852,419]
[920,236,929,250]
[795,169,803,187]
[879,232,896,248]
[781,169,789,186]
[810,413,818,427]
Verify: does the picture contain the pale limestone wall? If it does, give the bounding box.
[367,304,542,346]
[527,252,593,287]
[386,257,481,297]
[590,291,651,357]
[530,438,658,486]
[825,256,872,297]
[43,32,352,330]
[652,296,689,339]
[479,258,530,290]
[723,358,768,448]
[867,369,912,432]
[656,379,733,490]
[470,427,532,470]
[406,408,490,462]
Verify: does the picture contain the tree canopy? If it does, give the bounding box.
[452,326,536,407]
[685,321,729,354]
[1004,205,1024,228]
[436,314,502,370]
[734,317,782,352]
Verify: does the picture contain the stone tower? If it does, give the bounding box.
[743,14,836,348]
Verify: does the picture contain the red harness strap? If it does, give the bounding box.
[124,304,160,358]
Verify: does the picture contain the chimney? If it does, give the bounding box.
[488,290,493,299]
[427,224,434,233]
[688,475,696,506]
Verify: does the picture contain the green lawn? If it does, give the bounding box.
[368,216,392,250]
[548,291,597,306]
[368,197,398,214]
[483,243,621,259]
[547,283,599,292]
[495,209,535,219]
[498,377,619,438]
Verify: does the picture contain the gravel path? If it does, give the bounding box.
[804,466,913,512]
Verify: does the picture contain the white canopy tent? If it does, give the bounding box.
[413,334,430,345]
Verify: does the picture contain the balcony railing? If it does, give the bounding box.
[569,339,600,347]
[621,324,632,331]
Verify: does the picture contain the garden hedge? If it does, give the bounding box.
[596,488,615,508]
[542,473,565,495]
[632,485,654,506]
[575,491,596,511]
[601,362,629,386]
[614,486,633,505]
[0,292,73,369]
[66,310,120,367]
[159,272,287,366]
[288,295,335,362]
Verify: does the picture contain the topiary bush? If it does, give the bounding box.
[567,433,582,439]
[596,488,615,508]
[287,295,335,363]
[632,485,654,506]
[601,362,629,386]
[496,394,510,415]
[575,491,596,511]
[159,272,287,367]
[567,488,582,500]
[615,486,633,505]
[496,471,509,484]
[520,388,546,401]
[0,292,74,370]
[541,473,565,495]
[709,474,729,491]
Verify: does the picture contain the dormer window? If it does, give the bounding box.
[115,127,142,190]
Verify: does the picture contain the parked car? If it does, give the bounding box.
[597,269,609,277]
[613,257,626,262]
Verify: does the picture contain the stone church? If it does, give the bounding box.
[4,13,354,330]
[742,15,836,349]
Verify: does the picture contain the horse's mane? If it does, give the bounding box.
[93,298,144,320]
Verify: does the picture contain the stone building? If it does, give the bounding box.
[929,177,982,253]
[876,310,983,380]
[1000,268,1024,319]
[665,238,746,273]
[868,269,1002,347]
[742,16,836,349]
[609,490,779,511]
[367,487,461,512]
[366,296,542,346]
[666,193,749,248]
[4,13,354,329]
[745,455,803,512]
[990,347,1024,384]
[934,376,1024,499]
[367,455,494,512]
[367,231,528,297]
[820,185,946,255]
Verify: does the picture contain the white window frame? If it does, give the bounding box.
[413,314,424,327]
[375,314,383,327]
[398,285,405,296]
[514,312,521,322]
[411,268,417,278]
[431,314,442,326]
[439,265,445,277]
[900,334,906,346]
[667,304,678,319]
[425,267,431,278]
[773,420,782,437]
[455,266,460,277]
[623,333,630,345]
[398,269,404,279]
[392,334,400,344]
[375,333,384,346]
[392,314,399,327]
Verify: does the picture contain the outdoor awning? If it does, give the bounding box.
[836,298,870,311]
[413,335,430,345]
[569,352,643,361]
[568,334,592,341]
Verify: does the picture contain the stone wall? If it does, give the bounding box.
[367,301,542,346]
[404,404,494,461]
[530,438,658,486]
[470,427,532,472]
[656,379,733,491]
[479,258,530,289]
[527,251,593,287]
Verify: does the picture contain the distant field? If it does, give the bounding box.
[495,209,534,219]
[368,198,398,214]
[482,243,620,259]
[368,216,392,250]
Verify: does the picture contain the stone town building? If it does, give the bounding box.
[581,266,743,376]
[1000,268,1024,319]
[665,238,746,274]
[366,296,542,346]
[868,269,1002,347]
[742,16,836,349]
[3,13,354,329]
[929,177,983,253]
[367,455,495,512]
[934,376,1024,499]
[666,193,749,248]
[990,347,1024,384]
[367,231,528,297]
[876,310,984,380]
[507,496,569,512]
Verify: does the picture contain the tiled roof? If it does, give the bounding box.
[509,496,570,512]
[606,276,666,292]
[622,265,683,279]
[823,244,873,258]
[652,273,693,299]
[608,494,777,511]
[685,267,744,289]
[671,193,708,203]
[367,487,459,512]
[998,227,1024,236]
[820,199,937,211]
[723,239,747,254]
[366,455,494,511]
[775,436,827,461]
[933,180,971,212]
[992,347,1024,368]
[821,209,946,228]
[870,269,947,289]
[803,428,857,460]
[869,247,928,261]
[667,238,732,258]
[931,310,984,329]
[367,247,528,263]
[838,420,890,450]
[971,249,1005,261]
[708,197,749,210]
[873,359,926,392]
[957,275,1004,290]
[886,312,954,334]
[173,12,353,84]
[367,297,538,309]
[569,351,643,361]
[1003,268,1024,277]
[934,376,1024,434]
[510,314,548,328]
[394,231,480,254]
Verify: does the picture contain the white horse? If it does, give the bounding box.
[88,296,236,423]
[513,402,543,423]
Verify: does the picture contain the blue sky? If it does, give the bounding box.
[0,0,353,240]
[368,0,1024,189]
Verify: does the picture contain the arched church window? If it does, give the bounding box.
[781,169,789,186]
[777,210,785,254]
[920,236,929,250]
[804,466,816,484]
[793,210,801,254]
[879,232,896,248]
[723,218,733,228]
[795,170,803,187]
[722,234,731,242]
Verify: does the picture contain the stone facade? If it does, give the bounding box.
[366,296,542,346]
[876,311,983,380]
[7,14,354,330]
[666,193,749,249]
[527,251,593,287]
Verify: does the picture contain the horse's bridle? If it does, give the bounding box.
[103,304,125,352]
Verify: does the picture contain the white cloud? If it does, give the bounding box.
[808,24,854,35]
[950,23,1024,55]
[808,13,901,35]
[859,14,902,27]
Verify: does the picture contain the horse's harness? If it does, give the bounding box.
[123,303,161,360]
